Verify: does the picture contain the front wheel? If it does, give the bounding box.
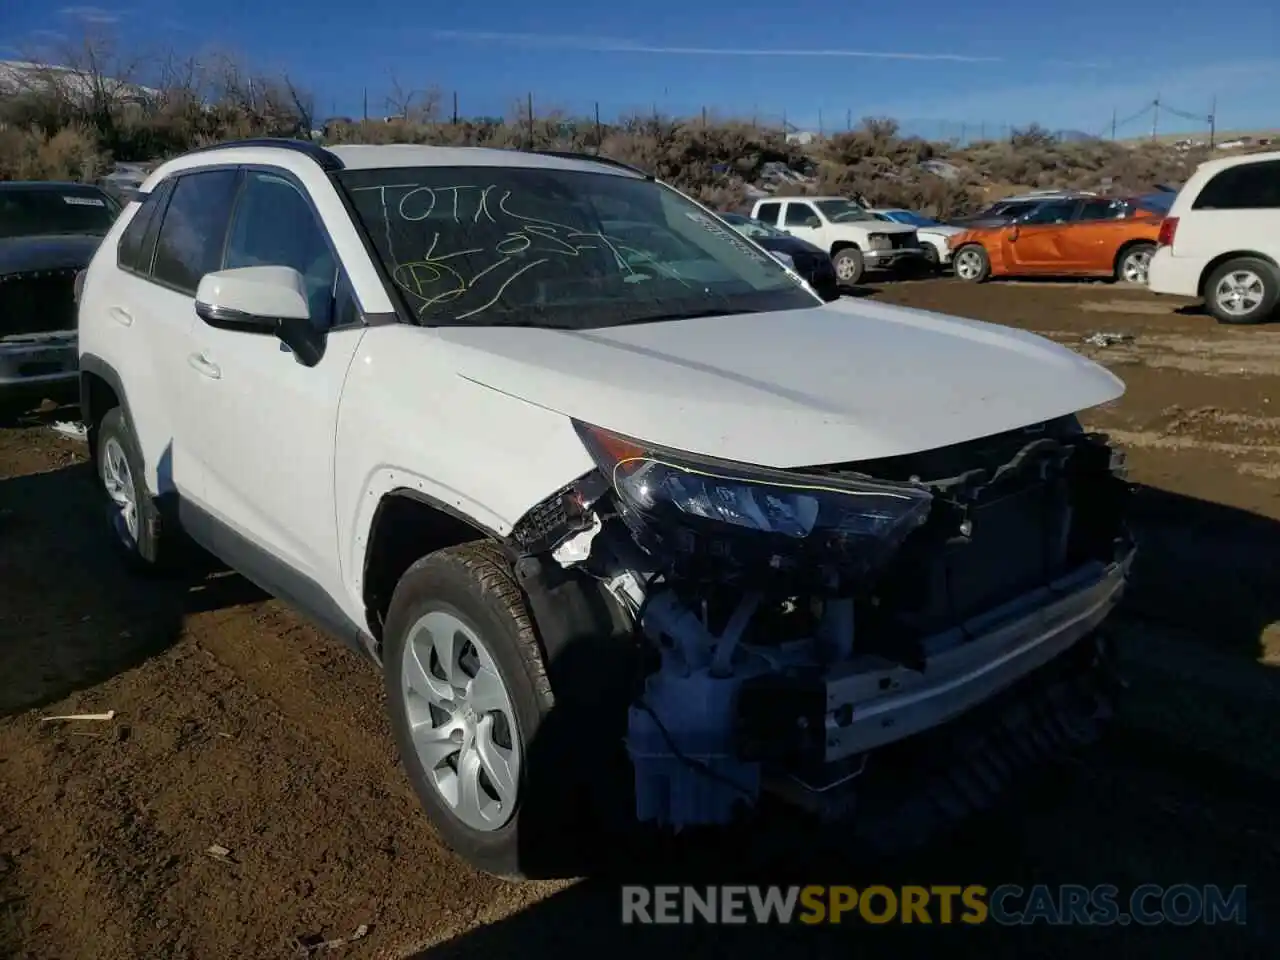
[1204,257,1280,325]
[831,248,865,287]
[952,244,990,283]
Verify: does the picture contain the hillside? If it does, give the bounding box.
[0,53,1213,217]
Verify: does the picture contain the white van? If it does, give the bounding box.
[1147,150,1280,324]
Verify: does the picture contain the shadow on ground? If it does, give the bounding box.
[1122,484,1280,662]
[0,461,265,716]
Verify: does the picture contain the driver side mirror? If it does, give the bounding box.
[194,266,325,367]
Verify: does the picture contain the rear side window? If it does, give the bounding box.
[755,202,782,224]
[1192,159,1280,210]
[1078,199,1123,220]
[115,180,173,275]
[152,169,240,294]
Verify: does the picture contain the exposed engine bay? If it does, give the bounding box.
[509,415,1134,831]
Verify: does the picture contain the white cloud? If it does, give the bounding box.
[59,6,121,24]
[426,29,1100,65]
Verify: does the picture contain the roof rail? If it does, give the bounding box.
[182,137,344,172]
[529,149,653,179]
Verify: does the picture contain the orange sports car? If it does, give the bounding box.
[948,195,1165,284]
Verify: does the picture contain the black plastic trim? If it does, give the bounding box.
[529,150,653,179]
[182,137,345,172]
[78,353,136,473]
[178,499,378,662]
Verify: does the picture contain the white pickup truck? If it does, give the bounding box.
[749,196,925,285]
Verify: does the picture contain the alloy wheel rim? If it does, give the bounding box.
[1123,250,1152,284]
[956,250,982,279]
[401,609,521,831]
[101,436,138,545]
[1214,270,1264,317]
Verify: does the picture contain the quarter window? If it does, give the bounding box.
[1192,160,1280,210]
[116,189,164,274]
[151,169,240,294]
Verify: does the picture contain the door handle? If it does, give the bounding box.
[108,306,133,327]
[187,352,222,380]
[1006,226,1020,241]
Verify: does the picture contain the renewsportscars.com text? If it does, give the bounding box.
[621,884,1248,926]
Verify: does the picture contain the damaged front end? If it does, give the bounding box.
[509,415,1134,836]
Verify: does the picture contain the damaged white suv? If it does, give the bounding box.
[78,139,1135,878]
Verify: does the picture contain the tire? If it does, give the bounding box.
[1203,257,1280,325]
[383,541,597,879]
[831,247,865,287]
[952,244,990,283]
[96,407,171,571]
[1115,242,1155,285]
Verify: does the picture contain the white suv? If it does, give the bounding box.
[1147,150,1280,324]
[78,138,1135,879]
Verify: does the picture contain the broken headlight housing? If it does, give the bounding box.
[573,421,933,583]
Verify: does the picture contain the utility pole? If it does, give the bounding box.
[1208,94,1217,149]
[818,109,823,136]
[846,108,851,131]
[452,91,458,125]
[526,92,534,149]
[1151,92,1160,140]
[595,102,602,148]
[1110,107,1117,140]
[362,87,368,121]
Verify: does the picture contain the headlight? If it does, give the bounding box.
[771,250,796,270]
[573,421,933,580]
[867,233,891,251]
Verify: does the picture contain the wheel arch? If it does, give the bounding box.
[830,239,862,256]
[1113,237,1157,275]
[360,487,506,649]
[78,353,133,477]
[1197,251,1279,298]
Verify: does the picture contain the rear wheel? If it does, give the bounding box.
[1115,242,1155,284]
[1204,257,1280,325]
[96,407,173,571]
[832,247,865,286]
[953,244,990,282]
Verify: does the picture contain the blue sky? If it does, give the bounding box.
[5,3,1278,137]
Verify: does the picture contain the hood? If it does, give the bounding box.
[918,224,964,238]
[437,299,1124,468]
[857,221,916,234]
[752,235,826,257]
[0,234,103,275]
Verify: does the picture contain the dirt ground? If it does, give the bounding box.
[2,279,1279,960]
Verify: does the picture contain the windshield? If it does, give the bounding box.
[339,166,816,329]
[721,213,789,240]
[885,210,941,227]
[0,185,119,239]
[814,199,876,223]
